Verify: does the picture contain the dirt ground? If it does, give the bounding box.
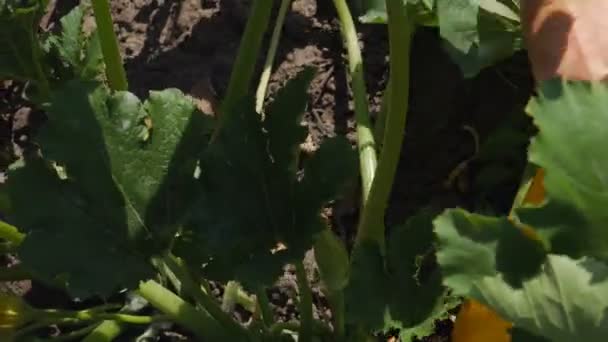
[0,0,535,340]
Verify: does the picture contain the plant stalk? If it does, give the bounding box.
[295,261,313,342]
[162,254,250,339]
[137,280,226,341]
[356,0,413,248]
[327,290,345,340]
[332,0,378,203]
[221,0,274,119]
[50,324,98,341]
[374,77,391,147]
[82,320,124,342]
[269,321,332,337]
[256,286,274,327]
[91,0,129,91]
[41,309,160,325]
[255,0,292,113]
[0,221,25,245]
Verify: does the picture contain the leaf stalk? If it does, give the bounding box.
[355,0,414,249]
[91,0,129,91]
[255,0,292,113]
[295,261,313,342]
[332,0,378,203]
[221,0,274,119]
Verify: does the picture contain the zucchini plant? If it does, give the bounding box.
[2,0,602,341]
[434,79,608,342]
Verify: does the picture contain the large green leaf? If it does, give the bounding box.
[435,208,608,341]
[518,80,608,261]
[346,210,455,338]
[435,209,546,292]
[175,69,358,288]
[8,158,154,298]
[355,0,522,76]
[387,210,446,328]
[345,240,389,331]
[438,0,522,77]
[1,1,102,87]
[7,80,211,297]
[51,5,85,68]
[45,5,103,79]
[0,0,47,81]
[357,0,436,25]
[356,0,387,23]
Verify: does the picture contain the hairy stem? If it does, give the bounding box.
[221,0,274,118]
[356,0,413,248]
[255,0,292,112]
[295,261,313,342]
[91,0,128,91]
[332,0,377,203]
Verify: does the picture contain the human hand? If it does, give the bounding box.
[521,0,608,81]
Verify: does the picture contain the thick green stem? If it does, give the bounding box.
[137,280,226,341]
[162,255,250,340]
[374,78,391,147]
[256,286,274,327]
[91,0,128,91]
[295,262,313,342]
[314,229,348,340]
[327,291,345,340]
[0,221,25,245]
[255,0,292,112]
[51,324,98,341]
[356,0,413,249]
[221,0,274,118]
[82,320,124,342]
[510,163,539,215]
[41,309,160,325]
[333,0,378,203]
[269,321,332,337]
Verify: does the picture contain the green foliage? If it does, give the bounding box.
[355,0,387,23]
[0,0,47,80]
[46,5,104,79]
[314,229,350,292]
[0,2,102,99]
[174,69,358,288]
[518,80,608,261]
[435,211,608,341]
[345,210,456,339]
[7,80,211,297]
[438,0,522,77]
[345,240,388,330]
[356,0,522,77]
[434,80,608,341]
